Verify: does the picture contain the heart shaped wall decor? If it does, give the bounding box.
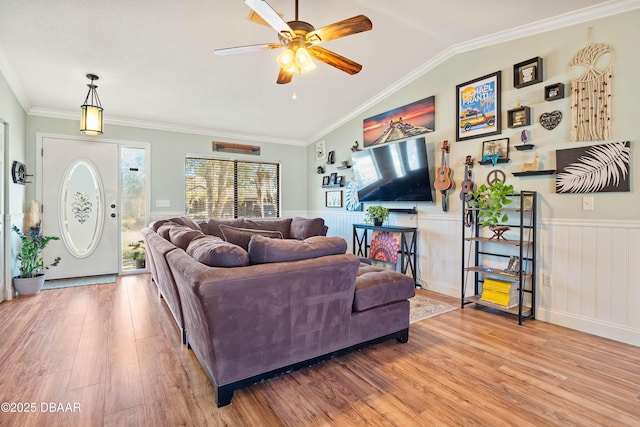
[540,110,562,130]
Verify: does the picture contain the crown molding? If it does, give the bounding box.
[27,107,307,146]
[308,0,640,145]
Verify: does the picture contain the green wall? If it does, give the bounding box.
[25,116,308,215]
[307,10,640,221]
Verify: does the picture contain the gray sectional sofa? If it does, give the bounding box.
[143,216,415,407]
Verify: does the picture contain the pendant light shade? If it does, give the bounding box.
[80,74,103,135]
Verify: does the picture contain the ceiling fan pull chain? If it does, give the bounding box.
[292,79,297,100]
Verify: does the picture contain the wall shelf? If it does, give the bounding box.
[514,144,535,151]
[512,170,555,177]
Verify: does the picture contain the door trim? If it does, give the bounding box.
[36,133,150,276]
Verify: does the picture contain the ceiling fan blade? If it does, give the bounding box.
[214,43,283,56]
[309,46,362,75]
[277,68,293,84]
[244,0,295,40]
[306,15,372,44]
[247,10,284,27]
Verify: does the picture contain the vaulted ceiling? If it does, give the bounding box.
[0,0,630,145]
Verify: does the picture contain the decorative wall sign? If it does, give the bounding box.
[569,43,614,141]
[344,180,361,211]
[212,141,260,155]
[513,57,543,88]
[556,141,630,193]
[540,110,562,130]
[363,96,435,147]
[456,71,501,141]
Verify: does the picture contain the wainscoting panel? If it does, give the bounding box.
[319,211,639,346]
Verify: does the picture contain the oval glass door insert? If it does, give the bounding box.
[59,158,105,258]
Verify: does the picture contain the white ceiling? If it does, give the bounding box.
[0,0,635,145]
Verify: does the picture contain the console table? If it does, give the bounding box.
[352,224,418,286]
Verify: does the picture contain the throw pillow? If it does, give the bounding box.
[219,224,283,250]
[248,235,347,264]
[186,235,250,267]
[156,221,178,240]
[169,216,202,231]
[169,225,205,250]
[290,217,326,240]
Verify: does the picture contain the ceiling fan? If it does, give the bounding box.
[215,0,373,84]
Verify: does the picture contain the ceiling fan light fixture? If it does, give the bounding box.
[276,48,295,71]
[294,47,315,73]
[80,73,103,135]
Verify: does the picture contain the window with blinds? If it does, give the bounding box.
[185,157,280,219]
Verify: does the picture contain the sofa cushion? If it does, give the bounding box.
[169,225,205,250]
[149,219,170,232]
[186,235,250,267]
[353,265,415,312]
[219,225,283,250]
[206,219,248,239]
[170,216,202,231]
[290,217,326,240]
[248,235,347,264]
[156,222,178,240]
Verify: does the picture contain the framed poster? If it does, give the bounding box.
[456,71,501,142]
[315,140,326,161]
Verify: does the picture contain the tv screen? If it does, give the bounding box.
[351,137,434,202]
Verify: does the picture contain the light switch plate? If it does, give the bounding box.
[155,199,171,208]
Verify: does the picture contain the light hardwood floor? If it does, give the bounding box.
[0,274,639,426]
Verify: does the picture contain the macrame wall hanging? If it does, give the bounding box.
[569,34,614,142]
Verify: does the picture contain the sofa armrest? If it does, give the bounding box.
[166,250,361,385]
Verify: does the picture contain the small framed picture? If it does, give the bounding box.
[335,175,344,187]
[330,172,338,185]
[325,190,343,208]
[480,137,510,165]
[513,57,543,88]
[322,175,330,186]
[315,140,326,161]
[504,256,521,274]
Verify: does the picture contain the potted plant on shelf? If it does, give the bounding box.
[129,240,146,269]
[470,181,515,239]
[12,222,61,295]
[364,205,389,226]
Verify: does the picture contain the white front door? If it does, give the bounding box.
[41,137,119,279]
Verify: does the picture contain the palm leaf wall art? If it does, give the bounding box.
[556,141,630,193]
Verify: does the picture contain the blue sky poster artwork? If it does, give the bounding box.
[456,71,501,141]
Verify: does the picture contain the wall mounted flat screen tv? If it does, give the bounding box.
[351,137,434,202]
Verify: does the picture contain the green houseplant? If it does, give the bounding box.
[364,205,389,226]
[12,222,61,295]
[129,240,146,269]
[470,181,515,229]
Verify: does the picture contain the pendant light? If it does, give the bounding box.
[80,74,103,135]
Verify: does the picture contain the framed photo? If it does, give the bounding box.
[315,140,326,161]
[335,175,344,187]
[330,172,338,185]
[480,137,510,165]
[325,190,343,208]
[322,175,330,186]
[504,256,521,274]
[456,71,501,141]
[513,57,543,88]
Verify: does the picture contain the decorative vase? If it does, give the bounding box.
[374,218,383,226]
[12,274,46,295]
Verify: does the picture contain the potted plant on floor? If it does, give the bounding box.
[364,205,389,226]
[12,222,61,295]
[129,240,146,269]
[470,181,515,239]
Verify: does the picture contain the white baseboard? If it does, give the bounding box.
[537,307,640,347]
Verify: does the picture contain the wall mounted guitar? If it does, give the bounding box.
[459,155,475,201]
[434,140,453,211]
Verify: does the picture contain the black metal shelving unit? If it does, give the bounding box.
[461,191,537,324]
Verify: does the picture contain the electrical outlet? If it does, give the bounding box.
[582,196,594,211]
